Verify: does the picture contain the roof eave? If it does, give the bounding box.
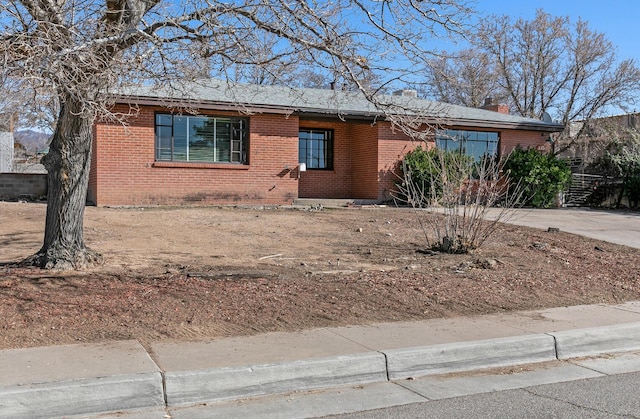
[446,118,565,133]
[115,95,297,115]
[294,109,565,132]
[114,95,565,132]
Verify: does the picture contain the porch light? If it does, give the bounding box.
[298,162,306,179]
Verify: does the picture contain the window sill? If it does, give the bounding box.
[153,161,250,170]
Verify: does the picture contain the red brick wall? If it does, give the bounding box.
[376,123,428,201]
[297,120,418,201]
[350,123,378,199]
[90,104,555,205]
[90,105,300,205]
[500,129,551,156]
[298,119,352,199]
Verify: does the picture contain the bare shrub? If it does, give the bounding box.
[396,146,524,253]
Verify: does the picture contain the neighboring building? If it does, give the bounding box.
[12,130,50,173]
[0,132,13,173]
[563,112,640,207]
[567,112,640,165]
[0,113,15,173]
[89,80,564,206]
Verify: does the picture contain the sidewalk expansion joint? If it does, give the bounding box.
[393,380,432,401]
[378,350,391,382]
[566,359,612,376]
[328,329,378,352]
[137,340,169,407]
[609,304,640,316]
[160,371,169,407]
[545,332,561,360]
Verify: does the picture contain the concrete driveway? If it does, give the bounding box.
[486,208,640,249]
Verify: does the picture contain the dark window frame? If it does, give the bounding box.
[435,129,500,160]
[154,113,249,164]
[298,128,334,170]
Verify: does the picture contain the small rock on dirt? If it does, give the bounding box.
[475,258,499,269]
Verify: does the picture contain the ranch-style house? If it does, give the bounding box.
[88,81,564,206]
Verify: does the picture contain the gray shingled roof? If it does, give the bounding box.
[117,80,564,132]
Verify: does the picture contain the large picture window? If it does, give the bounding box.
[299,129,333,170]
[155,114,248,164]
[436,129,499,160]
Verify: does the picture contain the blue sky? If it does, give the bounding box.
[476,0,639,63]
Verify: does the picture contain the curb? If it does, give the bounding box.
[2,322,640,418]
[164,352,387,407]
[0,373,164,419]
[384,334,557,380]
[554,323,640,359]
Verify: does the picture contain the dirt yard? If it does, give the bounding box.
[1,201,639,350]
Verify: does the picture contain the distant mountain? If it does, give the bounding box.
[14,130,51,153]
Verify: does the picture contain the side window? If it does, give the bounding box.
[155,114,173,161]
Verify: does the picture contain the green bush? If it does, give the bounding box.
[401,146,473,204]
[503,146,571,208]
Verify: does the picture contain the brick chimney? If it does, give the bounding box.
[481,97,509,114]
[393,89,418,98]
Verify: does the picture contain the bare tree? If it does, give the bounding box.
[424,48,501,108]
[425,9,640,154]
[1,0,473,269]
[475,12,568,119]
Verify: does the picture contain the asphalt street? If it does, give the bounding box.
[328,370,640,419]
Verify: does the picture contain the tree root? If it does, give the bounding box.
[21,246,103,271]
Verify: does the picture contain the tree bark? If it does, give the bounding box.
[22,97,102,270]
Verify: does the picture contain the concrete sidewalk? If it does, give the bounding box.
[2,301,640,418]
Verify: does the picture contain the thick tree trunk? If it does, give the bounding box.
[22,98,102,270]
